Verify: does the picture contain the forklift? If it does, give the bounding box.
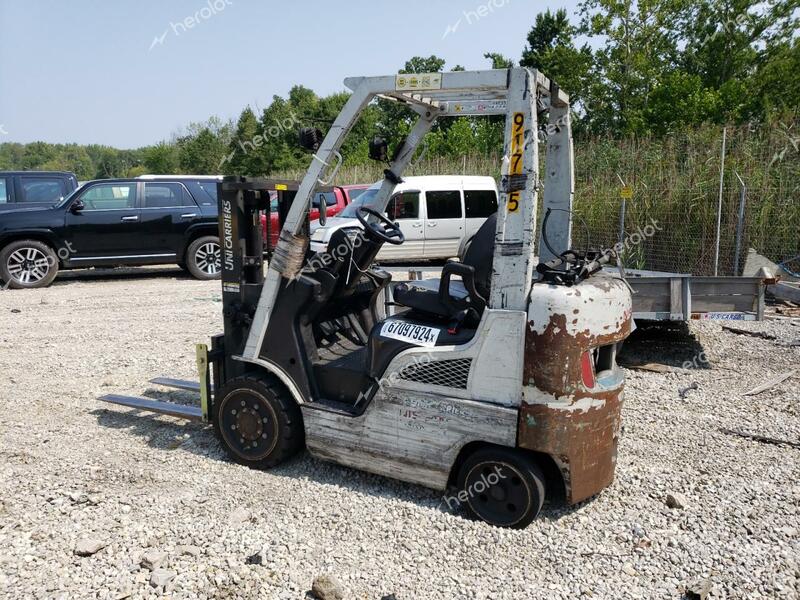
[101,68,632,528]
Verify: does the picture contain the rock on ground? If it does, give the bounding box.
[73,539,106,557]
[311,574,345,600]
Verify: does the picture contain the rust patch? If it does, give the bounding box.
[521,296,632,504]
[523,312,631,394]
[519,393,622,503]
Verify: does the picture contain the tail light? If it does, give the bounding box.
[580,351,596,389]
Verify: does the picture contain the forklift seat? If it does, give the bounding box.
[393,213,496,320]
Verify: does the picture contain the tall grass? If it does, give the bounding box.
[274,120,799,275]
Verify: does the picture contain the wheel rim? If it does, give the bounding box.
[6,247,51,284]
[195,242,221,275]
[218,389,278,461]
[465,461,533,527]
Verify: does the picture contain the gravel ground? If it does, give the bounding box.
[0,267,798,599]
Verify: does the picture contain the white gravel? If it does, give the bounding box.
[0,268,798,599]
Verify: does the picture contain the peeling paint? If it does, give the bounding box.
[520,274,632,504]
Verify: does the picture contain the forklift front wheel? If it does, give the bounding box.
[213,374,304,469]
[456,447,546,529]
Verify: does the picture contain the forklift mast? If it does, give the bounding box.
[240,68,575,365]
[215,180,324,388]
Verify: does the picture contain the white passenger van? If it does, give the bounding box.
[309,175,498,261]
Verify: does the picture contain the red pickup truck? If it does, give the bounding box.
[262,184,369,249]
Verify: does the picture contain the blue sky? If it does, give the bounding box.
[0,0,582,148]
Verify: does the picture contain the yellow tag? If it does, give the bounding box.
[507,112,525,213]
[395,72,442,91]
[275,184,288,191]
[620,185,633,199]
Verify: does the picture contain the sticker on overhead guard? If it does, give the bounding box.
[395,73,442,91]
[451,100,507,113]
[380,320,440,348]
[223,283,240,293]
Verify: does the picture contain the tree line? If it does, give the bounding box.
[1,0,797,180]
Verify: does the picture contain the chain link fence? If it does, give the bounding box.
[570,182,800,277]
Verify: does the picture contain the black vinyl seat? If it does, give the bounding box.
[393,213,496,320]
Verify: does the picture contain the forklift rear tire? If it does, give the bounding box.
[213,374,304,469]
[456,447,545,528]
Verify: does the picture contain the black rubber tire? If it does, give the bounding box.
[455,447,546,529]
[185,235,221,280]
[0,239,59,289]
[213,374,304,469]
[458,238,473,262]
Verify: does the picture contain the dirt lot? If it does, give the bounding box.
[0,268,798,599]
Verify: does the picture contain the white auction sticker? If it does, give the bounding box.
[380,320,440,348]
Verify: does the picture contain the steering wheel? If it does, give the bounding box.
[356,206,405,245]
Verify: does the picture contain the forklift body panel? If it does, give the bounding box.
[521,275,633,503]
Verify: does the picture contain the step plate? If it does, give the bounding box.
[99,394,203,421]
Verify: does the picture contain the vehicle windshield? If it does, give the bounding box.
[337,181,382,218]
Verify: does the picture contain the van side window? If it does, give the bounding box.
[387,192,420,219]
[426,191,462,219]
[0,178,9,204]
[464,190,498,218]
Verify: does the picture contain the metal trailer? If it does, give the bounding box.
[100,68,634,528]
[615,269,766,322]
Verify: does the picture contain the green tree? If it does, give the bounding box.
[143,142,180,174]
[644,71,722,133]
[677,0,800,121]
[579,0,681,134]
[752,38,800,119]
[224,106,268,176]
[176,117,232,174]
[400,55,446,74]
[483,52,514,69]
[520,9,594,110]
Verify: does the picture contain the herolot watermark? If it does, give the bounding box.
[441,465,508,510]
[604,217,664,256]
[150,0,233,51]
[299,226,370,280]
[442,0,511,39]
[682,350,711,371]
[218,111,303,168]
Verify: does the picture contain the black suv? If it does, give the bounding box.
[0,171,80,213]
[0,176,222,288]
